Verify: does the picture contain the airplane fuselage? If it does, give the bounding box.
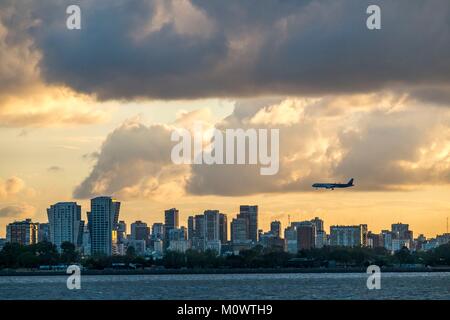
[312,179,354,190]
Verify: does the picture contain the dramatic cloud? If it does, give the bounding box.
[188,94,450,195]
[0,204,36,218]
[0,176,25,199]
[74,94,450,198]
[73,118,188,199]
[0,1,109,127]
[4,0,445,102]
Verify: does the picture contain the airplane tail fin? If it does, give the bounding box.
[348,178,354,186]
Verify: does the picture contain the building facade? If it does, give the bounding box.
[6,219,39,245]
[89,196,121,256]
[270,220,281,238]
[47,202,82,251]
[164,208,179,249]
[330,225,367,247]
[238,205,258,243]
[297,222,316,251]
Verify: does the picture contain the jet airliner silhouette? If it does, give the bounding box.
[312,178,354,190]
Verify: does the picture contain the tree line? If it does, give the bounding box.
[1,241,450,270]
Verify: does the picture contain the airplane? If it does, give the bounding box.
[312,178,354,190]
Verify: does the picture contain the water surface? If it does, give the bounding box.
[0,272,448,300]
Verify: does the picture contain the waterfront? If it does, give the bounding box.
[0,272,449,300]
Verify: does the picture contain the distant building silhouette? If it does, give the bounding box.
[238,205,258,243]
[89,196,121,256]
[164,208,179,249]
[6,219,39,246]
[47,202,82,252]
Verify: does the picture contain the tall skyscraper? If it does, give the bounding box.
[310,217,324,232]
[47,202,82,251]
[187,216,195,240]
[117,220,127,243]
[284,225,298,253]
[219,213,228,244]
[239,205,258,243]
[231,217,249,243]
[309,217,326,248]
[89,196,121,256]
[204,210,220,241]
[151,223,164,240]
[270,220,281,237]
[131,220,150,243]
[6,219,39,245]
[191,214,205,251]
[38,223,50,242]
[164,208,179,249]
[392,223,412,240]
[297,221,316,251]
[194,214,205,239]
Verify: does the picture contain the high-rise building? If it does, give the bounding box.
[187,216,195,240]
[130,220,150,243]
[168,227,187,241]
[259,231,284,251]
[238,205,258,243]
[231,217,249,243]
[167,227,188,252]
[47,202,82,251]
[284,225,298,253]
[128,239,146,256]
[194,215,205,238]
[151,223,164,240]
[38,223,50,242]
[315,230,327,248]
[81,225,91,255]
[204,210,220,242]
[360,224,368,247]
[219,213,228,244]
[89,196,121,256]
[117,220,127,243]
[381,230,393,251]
[190,214,206,251]
[6,219,39,245]
[391,223,413,247]
[329,225,367,247]
[297,222,316,251]
[367,232,384,248]
[164,208,179,249]
[310,217,324,232]
[270,220,281,238]
[391,223,409,238]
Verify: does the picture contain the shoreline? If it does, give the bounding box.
[1,266,450,276]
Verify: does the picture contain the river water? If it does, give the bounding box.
[0,272,449,300]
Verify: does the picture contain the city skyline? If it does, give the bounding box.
[2,197,448,242]
[1,1,450,242]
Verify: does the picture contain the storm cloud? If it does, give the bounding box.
[0,0,446,102]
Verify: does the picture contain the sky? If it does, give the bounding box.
[1,0,450,238]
